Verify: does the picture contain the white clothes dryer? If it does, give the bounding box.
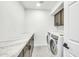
[47,32,64,57]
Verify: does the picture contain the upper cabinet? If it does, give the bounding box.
[50,2,64,26]
[54,8,64,26]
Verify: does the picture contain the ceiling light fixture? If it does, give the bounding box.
[36,2,41,7]
[36,1,44,7]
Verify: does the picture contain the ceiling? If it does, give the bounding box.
[20,1,60,11]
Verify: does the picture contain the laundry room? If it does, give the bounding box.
[0,1,64,57]
[0,0,79,58]
[20,1,64,57]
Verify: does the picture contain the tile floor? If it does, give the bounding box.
[32,46,54,57]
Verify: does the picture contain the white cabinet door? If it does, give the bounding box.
[64,1,79,57]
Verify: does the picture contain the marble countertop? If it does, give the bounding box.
[0,33,34,57]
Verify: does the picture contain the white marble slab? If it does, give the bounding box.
[0,33,33,57]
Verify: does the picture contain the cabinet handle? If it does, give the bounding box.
[63,43,69,49]
[28,45,31,50]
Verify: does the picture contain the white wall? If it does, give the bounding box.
[25,9,54,46]
[51,24,64,34]
[0,1,25,41]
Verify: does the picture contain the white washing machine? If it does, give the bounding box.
[47,32,51,49]
[47,32,64,57]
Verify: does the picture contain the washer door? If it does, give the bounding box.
[50,39,57,55]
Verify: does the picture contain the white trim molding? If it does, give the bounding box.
[49,1,64,16]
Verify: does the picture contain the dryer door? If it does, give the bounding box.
[50,39,57,55]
